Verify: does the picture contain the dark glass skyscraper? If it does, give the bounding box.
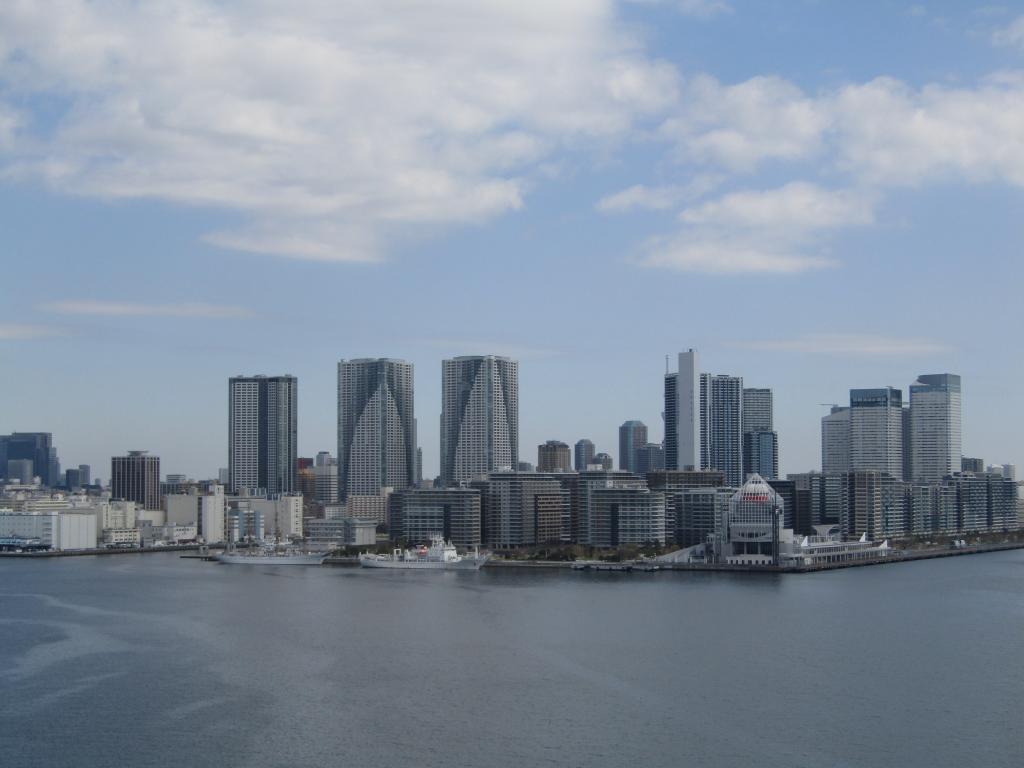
[0,432,56,486]
[111,450,160,510]
[228,375,298,494]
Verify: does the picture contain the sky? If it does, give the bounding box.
[1,0,1023,482]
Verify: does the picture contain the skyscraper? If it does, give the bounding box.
[700,373,744,487]
[664,349,699,471]
[228,375,298,495]
[440,355,518,486]
[909,373,962,484]
[111,450,160,510]
[850,387,904,479]
[337,358,416,499]
[618,420,648,472]
[574,439,596,471]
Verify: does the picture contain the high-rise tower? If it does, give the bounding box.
[700,373,744,487]
[850,387,904,479]
[664,349,699,471]
[337,359,416,499]
[440,356,518,486]
[228,375,298,495]
[111,450,160,510]
[910,374,962,484]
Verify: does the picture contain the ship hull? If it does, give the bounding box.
[215,552,326,565]
[358,555,490,571]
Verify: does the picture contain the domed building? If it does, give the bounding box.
[713,474,784,565]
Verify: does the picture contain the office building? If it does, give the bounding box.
[821,406,851,474]
[664,349,699,471]
[537,441,572,473]
[909,374,962,484]
[387,487,481,548]
[574,439,596,472]
[0,510,96,551]
[700,373,744,487]
[111,451,160,510]
[0,432,56,486]
[850,388,904,479]
[440,355,518,486]
[618,420,648,473]
[313,452,339,505]
[337,358,415,499]
[228,374,298,495]
[742,389,773,433]
[6,459,34,484]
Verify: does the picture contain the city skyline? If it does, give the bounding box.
[2,3,1023,479]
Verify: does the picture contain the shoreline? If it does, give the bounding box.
[4,540,1022,573]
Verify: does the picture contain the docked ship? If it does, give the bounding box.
[359,535,490,570]
[214,544,326,566]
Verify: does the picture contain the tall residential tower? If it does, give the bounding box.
[228,375,298,495]
[440,355,518,486]
[337,358,416,499]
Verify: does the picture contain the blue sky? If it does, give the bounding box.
[1,1,1022,480]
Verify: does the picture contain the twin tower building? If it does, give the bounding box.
[228,356,518,499]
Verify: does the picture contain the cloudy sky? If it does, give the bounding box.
[1,0,1022,480]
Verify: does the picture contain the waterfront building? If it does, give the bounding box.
[440,355,518,486]
[165,484,226,543]
[228,374,298,495]
[618,421,648,473]
[821,406,851,474]
[700,373,744,486]
[111,451,160,510]
[0,509,96,550]
[230,494,304,539]
[471,471,570,548]
[337,359,415,499]
[588,485,666,547]
[768,479,812,535]
[849,388,905,479]
[345,489,392,524]
[664,349,699,471]
[304,516,376,546]
[227,507,265,542]
[646,469,725,545]
[711,474,784,566]
[537,440,572,473]
[0,432,57,486]
[387,487,481,548]
[574,439,596,472]
[676,486,735,548]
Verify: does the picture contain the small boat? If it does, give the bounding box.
[359,535,490,570]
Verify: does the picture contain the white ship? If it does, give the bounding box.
[214,544,326,566]
[359,535,490,570]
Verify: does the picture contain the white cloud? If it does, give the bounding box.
[733,334,953,356]
[661,75,831,171]
[40,300,253,318]
[993,15,1024,48]
[596,175,722,213]
[0,0,679,261]
[626,0,732,17]
[0,323,63,339]
[638,182,873,273]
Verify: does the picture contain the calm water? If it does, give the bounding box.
[1,551,1022,768]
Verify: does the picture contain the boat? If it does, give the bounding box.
[359,535,490,570]
[214,543,326,565]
